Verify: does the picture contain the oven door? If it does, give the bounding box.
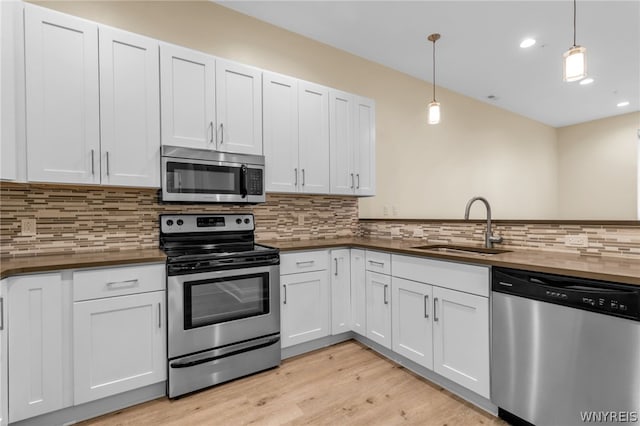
[161,156,265,203]
[168,264,280,358]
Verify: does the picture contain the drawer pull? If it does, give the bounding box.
[105,279,139,290]
[296,260,315,267]
[368,260,385,267]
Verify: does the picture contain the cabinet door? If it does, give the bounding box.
[99,26,160,187]
[365,271,391,349]
[281,270,330,348]
[330,249,351,335]
[329,91,354,195]
[160,43,215,149]
[354,97,376,196]
[215,59,262,155]
[263,72,299,192]
[391,277,433,369]
[432,286,490,398]
[25,5,100,184]
[8,273,63,422]
[350,249,366,335]
[298,81,330,194]
[0,280,7,426]
[73,291,166,404]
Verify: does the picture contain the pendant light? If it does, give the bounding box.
[427,33,441,124]
[563,0,587,82]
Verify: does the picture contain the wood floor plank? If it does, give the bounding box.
[79,341,506,426]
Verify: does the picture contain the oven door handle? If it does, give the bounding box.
[170,335,280,369]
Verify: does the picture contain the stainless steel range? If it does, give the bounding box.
[161,213,280,398]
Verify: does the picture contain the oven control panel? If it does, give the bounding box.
[161,214,254,233]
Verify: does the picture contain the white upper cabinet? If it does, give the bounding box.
[329,91,355,195]
[160,43,215,149]
[354,97,376,196]
[25,5,100,184]
[99,26,160,187]
[215,59,263,155]
[298,81,330,194]
[263,72,299,192]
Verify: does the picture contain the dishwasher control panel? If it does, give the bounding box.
[493,267,640,321]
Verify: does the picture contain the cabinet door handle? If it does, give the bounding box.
[434,297,439,322]
[0,297,3,331]
[106,151,110,177]
[301,169,305,186]
[294,168,298,186]
[209,121,214,144]
[383,284,389,305]
[220,123,224,144]
[158,302,162,329]
[368,260,384,267]
[334,258,338,276]
[350,173,355,189]
[356,174,360,189]
[106,279,139,289]
[91,149,95,175]
[424,295,429,319]
[283,285,287,304]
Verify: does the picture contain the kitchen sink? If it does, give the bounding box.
[410,244,511,255]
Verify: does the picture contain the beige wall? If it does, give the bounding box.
[33,0,563,219]
[557,112,639,220]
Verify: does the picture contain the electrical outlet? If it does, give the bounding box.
[21,218,36,236]
[383,205,390,217]
[298,214,305,226]
[392,205,399,217]
[565,234,588,247]
[412,228,424,238]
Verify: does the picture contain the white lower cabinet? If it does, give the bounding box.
[432,286,490,398]
[73,291,166,404]
[349,249,366,335]
[0,279,7,426]
[391,277,433,369]
[365,271,391,349]
[330,249,351,335]
[281,266,330,348]
[8,273,65,423]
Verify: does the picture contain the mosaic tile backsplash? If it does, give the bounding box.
[0,183,358,257]
[1,182,638,259]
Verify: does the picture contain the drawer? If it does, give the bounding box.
[392,254,489,297]
[281,250,329,275]
[365,250,391,275]
[73,263,165,301]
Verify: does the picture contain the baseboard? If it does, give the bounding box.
[10,382,166,426]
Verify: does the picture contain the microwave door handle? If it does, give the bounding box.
[240,165,248,198]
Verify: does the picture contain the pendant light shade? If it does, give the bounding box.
[428,101,441,125]
[427,33,441,125]
[563,45,587,82]
[563,0,587,82]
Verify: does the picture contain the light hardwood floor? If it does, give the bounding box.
[80,341,506,425]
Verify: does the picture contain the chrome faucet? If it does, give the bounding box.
[464,196,503,249]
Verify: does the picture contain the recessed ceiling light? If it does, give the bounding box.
[520,38,536,48]
[579,77,594,85]
[617,101,630,107]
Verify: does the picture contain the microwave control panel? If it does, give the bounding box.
[246,168,264,195]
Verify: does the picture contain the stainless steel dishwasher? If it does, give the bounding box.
[492,267,640,426]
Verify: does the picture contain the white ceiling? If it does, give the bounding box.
[217,1,640,128]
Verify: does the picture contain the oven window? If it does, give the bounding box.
[184,273,269,329]
[166,162,240,194]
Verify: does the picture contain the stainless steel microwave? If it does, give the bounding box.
[160,145,265,203]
